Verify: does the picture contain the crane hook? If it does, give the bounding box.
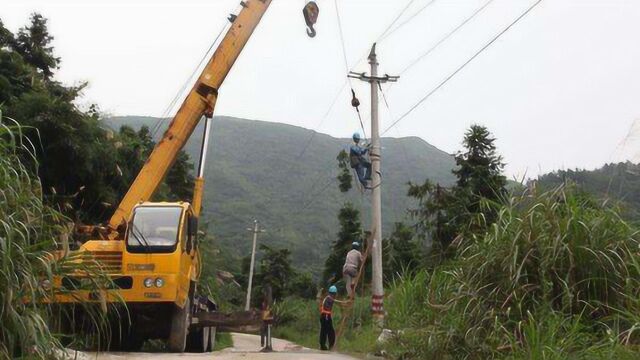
[307,26,317,38]
[302,1,319,38]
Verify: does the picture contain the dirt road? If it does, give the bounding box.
[75,333,360,360]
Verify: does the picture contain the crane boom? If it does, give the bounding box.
[109,0,273,231]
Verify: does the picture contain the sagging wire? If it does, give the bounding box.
[381,0,545,136]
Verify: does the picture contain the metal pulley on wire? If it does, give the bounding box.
[351,89,360,111]
[302,1,320,37]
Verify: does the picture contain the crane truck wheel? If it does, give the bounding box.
[168,295,191,352]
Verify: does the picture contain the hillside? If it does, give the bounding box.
[536,162,640,216]
[104,116,455,272]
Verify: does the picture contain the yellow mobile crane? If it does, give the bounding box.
[52,0,311,352]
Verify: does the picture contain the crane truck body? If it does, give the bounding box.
[52,0,274,352]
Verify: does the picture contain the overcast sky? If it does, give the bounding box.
[3,0,639,178]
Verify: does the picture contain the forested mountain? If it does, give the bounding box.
[104,116,455,272]
[536,162,640,216]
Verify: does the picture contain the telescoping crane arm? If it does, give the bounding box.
[108,0,273,232]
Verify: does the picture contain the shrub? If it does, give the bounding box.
[385,186,640,359]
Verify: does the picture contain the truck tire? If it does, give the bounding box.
[186,325,209,352]
[168,295,191,352]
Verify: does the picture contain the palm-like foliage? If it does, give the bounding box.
[0,113,114,358]
[386,186,640,359]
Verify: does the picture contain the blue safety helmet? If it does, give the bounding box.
[352,242,360,249]
[328,285,338,294]
[352,132,361,143]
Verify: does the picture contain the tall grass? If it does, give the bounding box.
[385,186,640,359]
[0,113,113,358]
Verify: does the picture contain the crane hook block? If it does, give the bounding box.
[302,1,319,38]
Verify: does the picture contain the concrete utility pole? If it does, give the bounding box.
[245,220,265,311]
[349,43,398,325]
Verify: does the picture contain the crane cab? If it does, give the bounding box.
[121,202,200,307]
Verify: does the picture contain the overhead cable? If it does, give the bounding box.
[381,0,545,136]
[377,0,419,41]
[334,0,368,140]
[379,0,437,42]
[348,0,424,73]
[398,0,496,76]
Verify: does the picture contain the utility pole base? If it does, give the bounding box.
[372,294,384,325]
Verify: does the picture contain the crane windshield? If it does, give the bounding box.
[127,206,183,253]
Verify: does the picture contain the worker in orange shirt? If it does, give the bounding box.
[319,285,348,350]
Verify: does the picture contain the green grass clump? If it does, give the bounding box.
[0,115,113,358]
[385,187,640,359]
[213,332,234,351]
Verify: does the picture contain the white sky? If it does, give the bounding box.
[3,0,639,178]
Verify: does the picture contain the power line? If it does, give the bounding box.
[347,0,423,74]
[397,0,496,76]
[381,0,544,136]
[379,84,412,178]
[296,0,418,156]
[377,0,419,41]
[278,0,454,213]
[334,0,368,140]
[300,177,336,212]
[334,0,352,78]
[294,79,348,160]
[379,0,437,42]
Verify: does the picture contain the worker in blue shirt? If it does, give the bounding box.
[349,133,372,188]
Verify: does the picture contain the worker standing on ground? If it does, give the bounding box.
[349,133,372,188]
[319,285,347,351]
[342,242,363,299]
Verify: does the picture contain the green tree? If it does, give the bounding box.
[452,124,507,219]
[114,124,195,203]
[409,125,507,255]
[0,15,194,223]
[407,181,459,252]
[385,222,420,279]
[162,149,195,201]
[13,13,59,79]
[336,149,352,193]
[289,272,317,300]
[322,202,362,285]
[255,244,295,303]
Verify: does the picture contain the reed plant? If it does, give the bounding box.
[0,112,114,358]
[385,186,640,359]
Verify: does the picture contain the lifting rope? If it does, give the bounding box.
[334,0,368,141]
